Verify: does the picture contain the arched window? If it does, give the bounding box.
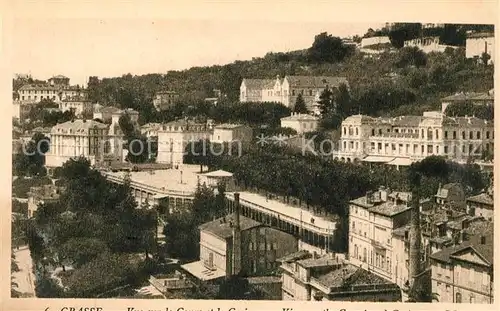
[455,292,462,303]
[343,127,347,135]
[355,128,359,135]
[477,131,481,139]
[469,131,473,139]
[486,131,490,139]
[372,129,375,136]
[435,129,439,139]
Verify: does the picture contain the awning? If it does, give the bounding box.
[387,157,413,166]
[181,261,226,281]
[362,156,395,163]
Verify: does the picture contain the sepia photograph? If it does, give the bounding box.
[4,1,497,310]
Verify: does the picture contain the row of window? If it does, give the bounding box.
[343,127,493,140]
[352,244,392,273]
[343,140,493,155]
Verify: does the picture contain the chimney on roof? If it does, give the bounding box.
[366,190,374,204]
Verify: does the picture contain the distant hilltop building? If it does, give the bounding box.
[280,113,319,134]
[240,75,349,111]
[403,36,457,53]
[153,90,179,111]
[466,32,494,64]
[360,36,391,48]
[335,111,494,167]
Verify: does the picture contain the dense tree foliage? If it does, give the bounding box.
[293,93,308,113]
[162,183,226,260]
[307,32,354,63]
[13,132,50,177]
[26,157,158,298]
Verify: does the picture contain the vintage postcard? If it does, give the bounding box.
[2,1,498,311]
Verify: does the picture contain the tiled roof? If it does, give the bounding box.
[350,196,412,217]
[442,116,492,127]
[297,257,342,269]
[466,193,494,206]
[200,170,233,177]
[281,113,319,122]
[198,213,262,239]
[277,250,311,263]
[242,79,275,89]
[285,76,349,88]
[470,93,494,101]
[314,263,397,289]
[19,84,59,91]
[51,119,109,132]
[342,114,377,124]
[430,228,493,266]
[214,123,249,129]
[391,116,423,127]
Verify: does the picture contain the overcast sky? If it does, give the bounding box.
[11,19,382,86]
[7,0,496,87]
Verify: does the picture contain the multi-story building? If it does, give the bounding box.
[27,185,64,218]
[93,106,122,123]
[45,119,111,168]
[181,193,298,281]
[48,75,70,86]
[156,119,211,166]
[466,190,494,221]
[279,251,401,301]
[336,112,494,167]
[224,191,341,256]
[58,98,93,117]
[430,225,493,304]
[240,75,349,111]
[280,113,319,134]
[210,124,253,144]
[153,90,179,111]
[466,32,495,64]
[348,187,416,289]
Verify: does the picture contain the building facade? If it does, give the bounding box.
[58,98,93,117]
[153,91,179,111]
[279,251,401,301]
[336,112,494,167]
[440,91,494,113]
[240,75,349,111]
[466,32,495,64]
[280,113,319,134]
[45,119,111,167]
[348,187,415,289]
[466,192,494,221]
[182,195,298,282]
[430,228,493,304]
[210,124,253,144]
[156,120,211,166]
[403,36,457,53]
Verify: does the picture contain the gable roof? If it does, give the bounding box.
[430,229,493,266]
[285,76,349,88]
[466,193,494,206]
[198,213,262,239]
[242,79,275,89]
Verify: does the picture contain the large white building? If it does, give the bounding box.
[240,75,349,111]
[156,120,212,166]
[466,32,494,64]
[336,112,494,167]
[45,119,112,168]
[403,36,457,54]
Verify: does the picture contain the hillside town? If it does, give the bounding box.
[11,22,494,304]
